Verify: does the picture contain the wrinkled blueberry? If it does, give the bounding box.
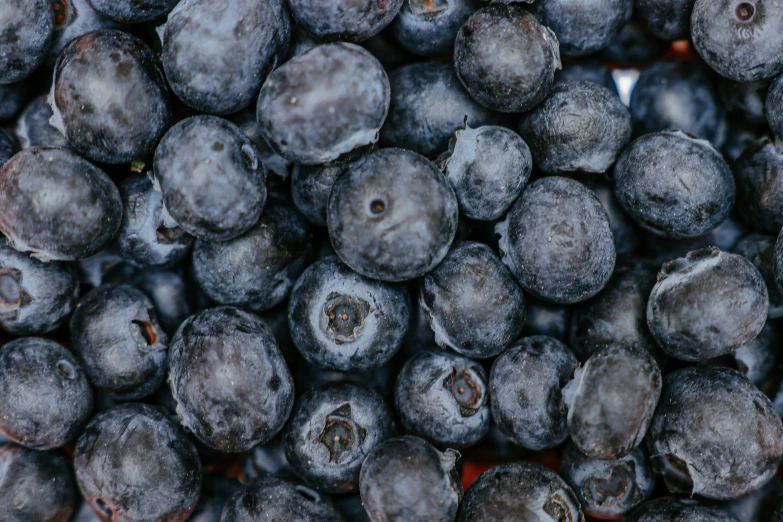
[0,0,53,84]
[289,0,403,42]
[735,138,783,234]
[390,0,478,57]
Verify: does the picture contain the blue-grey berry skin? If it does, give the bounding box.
[15,95,71,150]
[115,174,193,268]
[193,200,311,312]
[154,115,267,241]
[519,81,632,174]
[46,0,124,68]
[360,436,462,522]
[628,498,740,522]
[221,476,344,522]
[490,336,578,450]
[454,6,561,113]
[775,227,783,294]
[497,176,616,304]
[395,350,490,449]
[0,338,93,450]
[380,60,508,159]
[735,234,783,319]
[257,43,389,165]
[390,0,479,57]
[599,19,669,66]
[647,366,783,500]
[75,403,202,522]
[291,162,350,227]
[188,474,241,522]
[0,242,79,336]
[288,256,410,372]
[289,0,404,42]
[0,147,122,262]
[328,148,459,282]
[0,82,26,122]
[70,284,168,400]
[691,0,783,82]
[0,130,17,171]
[768,74,783,141]
[0,0,53,84]
[228,107,293,186]
[630,61,727,147]
[420,242,525,358]
[0,444,76,522]
[284,383,395,494]
[635,0,695,40]
[590,183,640,255]
[555,60,618,93]
[51,30,171,165]
[456,462,584,522]
[613,131,736,239]
[646,247,768,361]
[168,307,294,452]
[731,321,779,388]
[561,443,655,519]
[436,126,531,221]
[162,0,289,115]
[563,344,662,460]
[522,296,571,342]
[87,0,179,23]
[641,213,747,266]
[735,139,783,234]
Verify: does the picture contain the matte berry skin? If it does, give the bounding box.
[288,0,404,42]
[0,0,53,84]
[767,73,783,141]
[390,0,478,57]
[291,162,349,227]
[46,0,124,68]
[15,95,70,150]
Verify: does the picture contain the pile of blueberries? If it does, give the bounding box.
[5,0,783,520]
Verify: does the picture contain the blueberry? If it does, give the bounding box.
[647,366,783,499]
[0,337,92,449]
[51,30,171,164]
[561,443,655,518]
[628,497,740,521]
[563,344,662,460]
[454,6,561,112]
[390,0,478,57]
[288,0,403,42]
[129,268,192,335]
[0,0,53,84]
[284,383,394,493]
[692,0,783,82]
[735,138,783,234]
[75,403,201,522]
[288,256,409,372]
[496,176,616,304]
[436,125,531,221]
[328,148,458,282]
[47,0,124,68]
[0,129,18,169]
[115,174,193,268]
[521,296,571,342]
[221,476,344,522]
[168,306,294,452]
[162,0,289,115]
[647,247,768,361]
[767,73,783,141]
[490,335,577,450]
[529,0,633,56]
[360,435,462,522]
[456,462,583,522]
[257,43,389,165]
[420,242,525,358]
[15,95,70,150]
[188,474,241,522]
[153,115,267,241]
[0,147,122,262]
[0,82,26,122]
[193,199,311,312]
[635,0,695,40]
[599,19,669,66]
[614,131,735,239]
[381,60,508,158]
[719,78,769,126]
[630,61,727,147]
[555,60,618,93]
[0,242,79,335]
[519,81,632,174]
[735,233,783,318]
[70,283,168,400]
[291,162,349,227]
[0,444,76,522]
[590,182,640,255]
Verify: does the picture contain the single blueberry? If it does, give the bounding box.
[0,0,53,84]
[288,0,404,42]
[390,0,478,57]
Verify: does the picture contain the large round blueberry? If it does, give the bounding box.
[519,80,631,174]
[51,30,171,164]
[497,176,616,304]
[613,131,735,239]
[490,336,577,450]
[635,0,695,40]
[360,436,462,522]
[646,247,768,361]
[0,338,92,450]
[154,115,267,241]
[0,0,53,84]
[734,138,783,234]
[0,147,122,262]
[257,43,389,165]
[284,383,394,493]
[456,462,582,522]
[767,73,783,141]
[222,476,344,522]
[691,0,783,82]
[70,283,168,400]
[420,242,525,358]
[437,125,531,221]
[288,0,403,42]
[648,366,783,499]
[454,6,561,112]
[168,306,294,452]
[75,403,201,522]
[628,497,741,521]
[390,0,478,57]
[193,199,310,312]
[162,0,290,115]
[735,233,783,319]
[288,256,409,372]
[15,95,70,150]
[328,148,458,282]
[291,162,349,227]
[381,60,508,158]
[87,0,179,23]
